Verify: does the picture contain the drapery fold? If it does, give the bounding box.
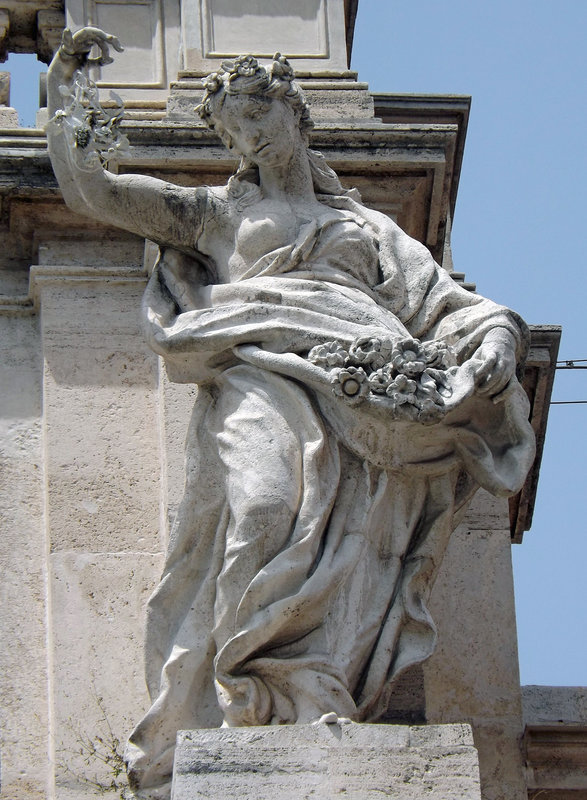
[126,193,535,795]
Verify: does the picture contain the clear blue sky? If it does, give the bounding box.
[5,0,585,687]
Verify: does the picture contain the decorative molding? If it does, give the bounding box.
[511,325,562,542]
[0,9,9,63]
[201,0,329,59]
[0,69,9,104]
[525,724,587,795]
[28,264,147,308]
[1,265,147,316]
[372,94,471,223]
[0,294,34,315]
[36,9,65,64]
[86,0,166,89]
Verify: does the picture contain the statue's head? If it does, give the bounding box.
[196,53,350,202]
[196,54,313,155]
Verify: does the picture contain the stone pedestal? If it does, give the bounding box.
[171,722,482,800]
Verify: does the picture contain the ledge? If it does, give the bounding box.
[373,94,471,221]
[525,725,587,795]
[0,114,464,265]
[511,326,562,542]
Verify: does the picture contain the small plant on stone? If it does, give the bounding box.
[57,692,131,798]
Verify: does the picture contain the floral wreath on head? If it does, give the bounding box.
[195,53,313,135]
[195,53,358,204]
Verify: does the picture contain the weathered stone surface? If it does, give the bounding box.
[32,265,162,553]
[0,104,19,125]
[0,9,8,61]
[0,314,49,800]
[424,508,528,800]
[0,1,63,62]
[45,34,535,800]
[0,70,10,104]
[36,8,65,63]
[52,551,163,794]
[180,0,351,76]
[523,685,587,727]
[171,722,482,800]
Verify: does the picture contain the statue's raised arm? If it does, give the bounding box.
[46,27,206,253]
[46,42,536,800]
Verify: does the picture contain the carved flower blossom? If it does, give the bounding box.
[368,367,393,394]
[348,336,393,370]
[331,366,369,403]
[421,340,456,369]
[202,71,223,93]
[390,339,428,378]
[385,373,418,404]
[305,333,455,418]
[271,53,294,81]
[308,341,349,369]
[224,55,260,80]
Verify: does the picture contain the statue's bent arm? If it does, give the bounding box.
[46,28,204,252]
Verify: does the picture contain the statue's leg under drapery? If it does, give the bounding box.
[209,365,358,726]
[126,365,468,794]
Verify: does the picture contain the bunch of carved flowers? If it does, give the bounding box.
[52,70,129,169]
[307,335,456,418]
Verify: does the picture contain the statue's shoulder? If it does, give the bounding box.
[205,184,230,203]
[201,184,235,218]
[203,181,266,224]
[191,184,229,226]
[194,183,241,249]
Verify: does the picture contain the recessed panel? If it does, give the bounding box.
[88,0,165,87]
[203,0,328,58]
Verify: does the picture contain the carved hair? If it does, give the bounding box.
[196,54,312,140]
[196,54,348,203]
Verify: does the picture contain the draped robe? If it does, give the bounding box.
[125,188,535,795]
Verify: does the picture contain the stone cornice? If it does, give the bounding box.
[525,724,587,794]
[0,115,462,261]
[373,94,470,222]
[1,263,147,316]
[511,326,562,542]
[0,0,63,62]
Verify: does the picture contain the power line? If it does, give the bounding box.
[556,359,587,370]
[552,358,587,406]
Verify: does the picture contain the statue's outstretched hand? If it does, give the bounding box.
[60,27,123,68]
[471,329,517,398]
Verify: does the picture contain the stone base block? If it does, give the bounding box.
[171,722,482,799]
[0,106,19,126]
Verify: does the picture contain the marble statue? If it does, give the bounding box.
[47,28,535,800]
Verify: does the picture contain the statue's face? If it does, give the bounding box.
[218,93,298,167]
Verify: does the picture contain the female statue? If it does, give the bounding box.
[47,28,535,800]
